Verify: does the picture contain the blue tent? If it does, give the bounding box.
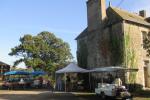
[4,71,30,75]
[30,71,46,76]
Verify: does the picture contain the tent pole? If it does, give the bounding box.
[65,73,66,92]
[89,72,91,90]
[102,73,103,84]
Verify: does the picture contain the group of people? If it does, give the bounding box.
[6,76,54,90]
[56,75,79,91]
[56,74,123,92]
[32,77,53,90]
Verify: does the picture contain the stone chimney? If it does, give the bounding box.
[139,10,146,17]
[87,0,107,31]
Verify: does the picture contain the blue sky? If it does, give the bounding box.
[0,0,150,68]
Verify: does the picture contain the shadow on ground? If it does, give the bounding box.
[0,92,101,100]
[133,90,150,98]
[1,90,150,100]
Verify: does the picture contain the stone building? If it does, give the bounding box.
[76,0,150,88]
[0,61,10,80]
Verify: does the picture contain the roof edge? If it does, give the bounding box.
[75,28,88,40]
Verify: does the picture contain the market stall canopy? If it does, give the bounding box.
[30,71,46,76]
[56,63,89,74]
[90,66,138,73]
[4,71,30,75]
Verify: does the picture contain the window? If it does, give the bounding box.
[142,31,147,48]
[148,32,150,38]
[142,31,147,42]
[144,60,149,66]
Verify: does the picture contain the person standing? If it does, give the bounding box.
[57,76,62,91]
[38,76,43,88]
[114,75,122,86]
[66,75,70,92]
[47,80,54,92]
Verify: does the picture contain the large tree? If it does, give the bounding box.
[9,31,73,72]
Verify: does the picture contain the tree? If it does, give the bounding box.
[9,31,73,73]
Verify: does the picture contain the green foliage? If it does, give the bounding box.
[124,33,137,84]
[9,31,73,73]
[110,34,124,65]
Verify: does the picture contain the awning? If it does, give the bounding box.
[90,66,138,73]
[4,71,30,75]
[30,71,46,76]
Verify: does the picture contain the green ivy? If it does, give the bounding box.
[124,33,137,84]
[110,34,124,65]
[110,31,137,84]
[77,41,88,68]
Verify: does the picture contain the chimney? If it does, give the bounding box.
[139,10,146,17]
[87,0,107,31]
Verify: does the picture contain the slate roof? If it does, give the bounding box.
[110,7,150,26]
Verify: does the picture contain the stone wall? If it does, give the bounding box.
[108,22,124,66]
[123,22,150,87]
[77,22,124,68]
[77,36,88,68]
[87,29,102,68]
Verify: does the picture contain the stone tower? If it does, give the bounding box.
[87,0,107,31]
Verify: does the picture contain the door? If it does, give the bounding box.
[144,67,148,87]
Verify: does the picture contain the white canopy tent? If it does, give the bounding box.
[56,62,88,73]
[55,62,89,92]
[56,65,138,91]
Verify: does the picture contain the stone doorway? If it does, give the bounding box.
[144,60,150,88]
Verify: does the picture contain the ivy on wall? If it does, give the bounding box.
[109,30,138,84]
[77,41,89,90]
[77,41,88,68]
[124,32,137,84]
[110,33,124,66]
